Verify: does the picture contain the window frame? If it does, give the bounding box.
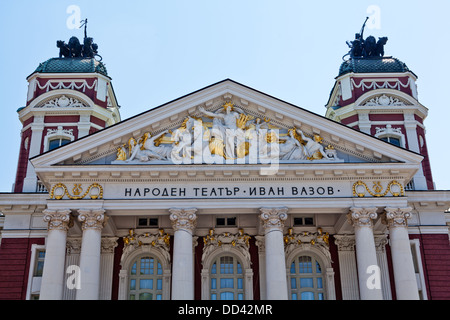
[209,254,245,301]
[128,255,164,300]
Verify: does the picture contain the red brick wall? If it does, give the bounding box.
[419,233,450,299]
[0,238,45,299]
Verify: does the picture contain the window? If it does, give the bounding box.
[137,217,158,228]
[380,136,401,147]
[210,255,244,300]
[48,138,71,150]
[128,256,163,300]
[33,250,45,277]
[216,217,236,227]
[293,216,314,226]
[289,255,325,300]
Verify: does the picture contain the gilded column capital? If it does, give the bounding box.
[43,209,72,231]
[259,207,288,232]
[382,207,412,228]
[347,207,378,228]
[78,209,106,231]
[169,208,197,233]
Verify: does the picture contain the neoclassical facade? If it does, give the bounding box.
[1,30,450,301]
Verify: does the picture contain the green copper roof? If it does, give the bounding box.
[33,57,108,76]
[338,56,412,77]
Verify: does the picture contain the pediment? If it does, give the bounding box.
[31,79,423,174]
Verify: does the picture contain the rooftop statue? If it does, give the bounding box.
[344,17,388,60]
[56,19,101,60]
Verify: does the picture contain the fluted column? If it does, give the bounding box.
[169,208,197,300]
[259,207,288,300]
[76,209,106,300]
[347,207,383,300]
[382,207,419,300]
[334,235,360,300]
[40,209,72,300]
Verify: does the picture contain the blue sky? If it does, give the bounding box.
[0,0,449,191]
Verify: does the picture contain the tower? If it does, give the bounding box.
[325,22,433,190]
[14,29,121,192]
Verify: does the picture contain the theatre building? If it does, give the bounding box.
[0,28,449,301]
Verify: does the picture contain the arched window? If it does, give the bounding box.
[48,137,71,150]
[210,255,244,300]
[128,255,163,300]
[380,136,401,147]
[289,255,325,300]
[44,126,74,151]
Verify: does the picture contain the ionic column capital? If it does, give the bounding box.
[382,207,412,228]
[43,209,72,231]
[259,207,288,232]
[347,207,378,228]
[169,208,197,233]
[78,209,106,231]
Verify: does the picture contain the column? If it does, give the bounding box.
[374,234,392,300]
[382,207,419,300]
[76,209,106,300]
[40,209,72,300]
[259,207,288,300]
[347,207,383,300]
[334,235,360,300]
[169,208,197,300]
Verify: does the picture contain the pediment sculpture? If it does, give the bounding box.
[114,102,340,165]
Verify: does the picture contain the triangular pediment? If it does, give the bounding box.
[31,79,423,177]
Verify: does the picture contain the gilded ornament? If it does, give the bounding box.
[49,182,103,200]
[352,180,404,198]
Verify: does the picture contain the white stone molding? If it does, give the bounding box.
[36,79,98,93]
[36,95,88,108]
[201,229,253,300]
[363,94,407,107]
[334,234,359,300]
